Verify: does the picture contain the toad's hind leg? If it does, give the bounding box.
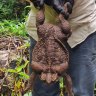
[63,73,74,96]
[23,72,36,95]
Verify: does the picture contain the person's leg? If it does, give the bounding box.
[32,76,60,96]
[68,32,96,96]
[23,36,36,94]
[29,36,37,74]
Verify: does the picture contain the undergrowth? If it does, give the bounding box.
[0,20,28,37]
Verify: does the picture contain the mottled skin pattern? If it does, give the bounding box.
[23,8,73,96]
[32,22,69,82]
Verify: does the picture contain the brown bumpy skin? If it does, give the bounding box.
[32,9,71,83]
[24,8,73,96]
[36,9,45,26]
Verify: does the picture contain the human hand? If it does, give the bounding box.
[32,0,44,9]
[52,0,74,19]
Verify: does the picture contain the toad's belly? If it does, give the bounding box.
[32,39,68,66]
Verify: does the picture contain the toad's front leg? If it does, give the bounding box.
[51,62,68,74]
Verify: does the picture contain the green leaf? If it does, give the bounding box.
[15,60,29,72]
[59,77,64,88]
[7,69,17,73]
[18,72,29,79]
